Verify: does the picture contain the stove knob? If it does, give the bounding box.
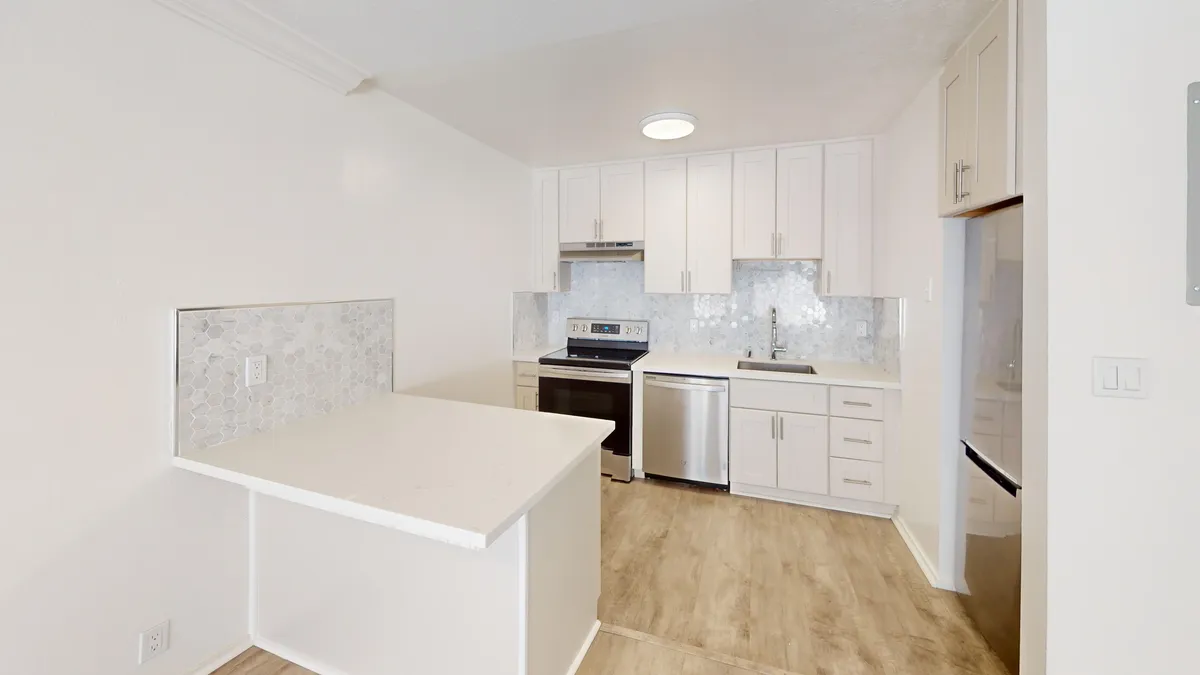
[636,327,643,335]
[625,327,632,334]
[572,324,579,332]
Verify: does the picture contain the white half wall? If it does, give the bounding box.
[1044,0,1200,673]
[874,77,964,589]
[0,0,531,673]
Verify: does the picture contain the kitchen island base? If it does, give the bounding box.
[251,450,600,675]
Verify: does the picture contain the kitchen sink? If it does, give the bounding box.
[736,360,818,375]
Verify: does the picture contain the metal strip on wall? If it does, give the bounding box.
[1188,82,1200,305]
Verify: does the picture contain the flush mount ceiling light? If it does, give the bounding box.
[640,112,697,140]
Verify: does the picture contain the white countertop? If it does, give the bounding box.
[512,345,562,363]
[174,394,613,550]
[633,352,900,390]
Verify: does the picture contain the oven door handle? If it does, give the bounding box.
[538,365,633,384]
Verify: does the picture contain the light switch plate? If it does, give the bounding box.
[1093,357,1149,399]
[1188,82,1199,305]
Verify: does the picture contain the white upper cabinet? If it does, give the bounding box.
[732,149,777,259]
[939,0,1020,215]
[559,167,601,243]
[967,0,1018,206]
[686,154,733,295]
[644,158,689,294]
[530,169,569,292]
[939,51,973,216]
[599,162,645,242]
[821,140,873,297]
[776,145,824,259]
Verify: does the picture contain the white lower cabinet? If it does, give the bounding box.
[777,412,829,495]
[729,407,777,487]
[728,378,897,515]
[516,386,538,411]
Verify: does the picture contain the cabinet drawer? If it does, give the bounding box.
[731,379,827,415]
[514,362,539,387]
[829,458,884,502]
[829,417,884,462]
[828,386,884,420]
[972,399,1003,436]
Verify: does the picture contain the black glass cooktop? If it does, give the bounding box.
[539,346,648,370]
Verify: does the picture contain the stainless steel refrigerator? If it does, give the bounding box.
[958,204,1023,675]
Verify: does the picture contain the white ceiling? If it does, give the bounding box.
[247,0,994,167]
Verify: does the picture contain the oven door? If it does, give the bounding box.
[538,365,632,457]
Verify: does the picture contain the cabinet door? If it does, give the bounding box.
[531,170,565,292]
[685,153,733,294]
[968,0,1018,207]
[559,167,600,243]
[732,149,777,260]
[776,412,829,495]
[939,50,974,216]
[821,140,873,297]
[600,162,644,242]
[515,386,539,411]
[729,407,777,488]
[644,158,689,293]
[776,145,823,259]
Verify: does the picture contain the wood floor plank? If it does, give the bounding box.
[600,478,1010,675]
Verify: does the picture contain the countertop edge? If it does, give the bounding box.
[174,455,490,549]
[632,357,901,390]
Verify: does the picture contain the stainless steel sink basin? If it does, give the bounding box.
[736,360,818,375]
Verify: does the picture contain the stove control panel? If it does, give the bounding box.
[567,318,649,342]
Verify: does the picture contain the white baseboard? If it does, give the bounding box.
[892,516,943,589]
[190,636,254,675]
[731,483,897,518]
[565,620,601,675]
[254,638,349,675]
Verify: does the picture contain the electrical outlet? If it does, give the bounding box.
[856,321,869,338]
[138,620,170,664]
[245,354,267,386]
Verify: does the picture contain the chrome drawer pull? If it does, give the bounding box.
[843,401,872,407]
[843,437,873,445]
[843,478,873,486]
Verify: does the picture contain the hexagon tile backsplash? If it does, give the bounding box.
[515,262,901,372]
[176,300,394,453]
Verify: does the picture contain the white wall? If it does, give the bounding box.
[875,78,963,588]
[0,1,531,673]
[1043,0,1200,673]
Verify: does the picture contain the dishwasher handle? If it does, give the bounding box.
[644,374,728,392]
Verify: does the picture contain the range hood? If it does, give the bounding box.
[559,241,644,262]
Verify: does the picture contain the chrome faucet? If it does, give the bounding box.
[770,307,787,360]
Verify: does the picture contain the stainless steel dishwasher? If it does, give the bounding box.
[642,374,729,487]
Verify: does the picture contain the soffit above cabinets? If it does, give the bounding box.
[239,0,995,167]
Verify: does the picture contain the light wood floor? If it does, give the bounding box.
[599,479,1007,675]
[213,478,1006,675]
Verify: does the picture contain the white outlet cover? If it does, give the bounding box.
[856,320,869,338]
[138,620,170,664]
[245,354,267,387]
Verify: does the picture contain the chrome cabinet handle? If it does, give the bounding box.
[953,160,961,204]
[535,391,539,409]
[770,415,776,440]
[687,270,692,293]
[777,232,783,257]
[843,401,872,407]
[843,478,873,486]
[843,437,873,445]
[552,271,557,290]
[960,163,971,200]
[680,271,685,292]
[779,417,784,440]
[826,270,832,294]
[770,232,776,257]
[593,218,599,240]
